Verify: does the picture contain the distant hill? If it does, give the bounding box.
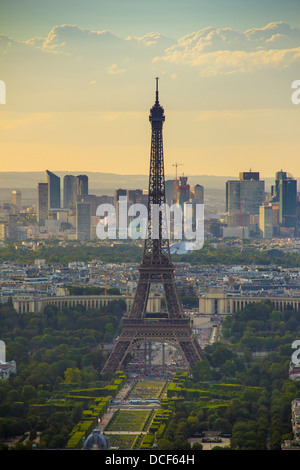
[0,171,279,193]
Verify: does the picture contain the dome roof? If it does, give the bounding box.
[83,429,109,450]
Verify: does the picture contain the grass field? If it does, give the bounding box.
[105,409,151,432]
[127,381,167,400]
[105,434,137,449]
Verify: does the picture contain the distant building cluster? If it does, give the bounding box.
[36,170,114,240]
[35,171,204,241]
[0,167,299,243]
[223,170,298,240]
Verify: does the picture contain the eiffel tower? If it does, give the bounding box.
[101,79,204,373]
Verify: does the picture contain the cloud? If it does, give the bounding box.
[153,22,300,75]
[1,22,299,112]
[245,21,300,46]
[155,46,300,76]
[107,63,126,74]
[126,32,174,50]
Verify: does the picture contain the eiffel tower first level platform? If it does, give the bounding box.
[101,78,205,373]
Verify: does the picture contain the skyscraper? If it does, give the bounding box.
[63,175,77,209]
[226,180,240,215]
[176,176,190,208]
[76,202,91,239]
[271,171,297,233]
[226,172,265,224]
[12,190,21,210]
[165,180,178,206]
[271,170,287,202]
[259,204,273,239]
[279,178,297,231]
[37,183,48,223]
[193,184,204,204]
[126,189,143,205]
[77,175,88,197]
[45,170,61,210]
[192,184,204,229]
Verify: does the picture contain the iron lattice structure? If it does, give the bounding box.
[101,79,204,373]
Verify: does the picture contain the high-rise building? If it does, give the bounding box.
[192,184,204,229]
[114,189,127,205]
[226,180,241,215]
[279,178,297,231]
[239,171,260,181]
[193,184,204,204]
[76,202,91,239]
[37,183,48,223]
[63,175,77,209]
[8,214,18,240]
[114,189,127,231]
[226,172,265,223]
[271,171,297,233]
[0,221,7,241]
[176,176,190,208]
[165,180,178,206]
[45,170,61,210]
[76,175,88,197]
[126,189,143,205]
[12,190,21,210]
[78,194,113,216]
[271,170,287,202]
[259,204,273,239]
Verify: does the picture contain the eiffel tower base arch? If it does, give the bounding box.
[101,318,204,374]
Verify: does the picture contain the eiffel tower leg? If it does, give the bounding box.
[179,338,205,369]
[101,335,132,373]
[129,272,151,319]
[163,275,184,318]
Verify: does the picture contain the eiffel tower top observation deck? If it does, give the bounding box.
[149,77,165,123]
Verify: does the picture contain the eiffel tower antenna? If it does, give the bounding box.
[101,79,204,374]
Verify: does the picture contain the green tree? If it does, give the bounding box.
[64,367,82,384]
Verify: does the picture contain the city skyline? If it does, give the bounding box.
[1,1,300,176]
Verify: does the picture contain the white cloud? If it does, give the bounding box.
[1,22,299,112]
[153,22,300,75]
[107,63,126,74]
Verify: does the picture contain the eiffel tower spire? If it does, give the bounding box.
[101,79,204,374]
[143,76,170,266]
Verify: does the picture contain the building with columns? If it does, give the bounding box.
[13,294,126,314]
[199,287,300,315]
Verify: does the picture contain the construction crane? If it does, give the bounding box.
[172,162,183,180]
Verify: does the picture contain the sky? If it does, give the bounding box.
[0,0,300,177]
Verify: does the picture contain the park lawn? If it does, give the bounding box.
[105,410,151,432]
[128,381,167,400]
[105,434,137,449]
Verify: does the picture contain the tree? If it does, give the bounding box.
[192,359,217,381]
[157,438,175,450]
[191,442,203,450]
[64,368,82,384]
